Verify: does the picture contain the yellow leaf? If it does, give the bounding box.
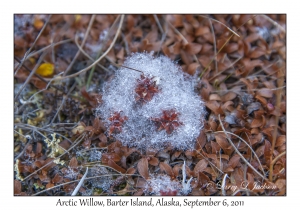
[36,63,54,77]
[75,15,81,23]
[33,17,44,30]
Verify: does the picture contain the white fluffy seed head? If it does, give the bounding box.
[96,52,205,150]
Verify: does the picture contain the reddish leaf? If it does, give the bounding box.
[264,140,272,165]
[186,62,200,75]
[251,118,263,128]
[102,153,121,163]
[227,154,240,169]
[159,162,175,178]
[108,159,126,174]
[275,135,286,147]
[52,173,63,184]
[69,157,78,168]
[249,47,266,58]
[275,179,286,196]
[215,134,233,156]
[194,159,208,173]
[195,26,210,36]
[185,43,202,55]
[148,157,159,166]
[137,158,149,180]
[126,167,136,175]
[197,172,210,188]
[205,101,224,115]
[46,182,54,189]
[222,92,237,102]
[257,88,273,98]
[14,180,21,195]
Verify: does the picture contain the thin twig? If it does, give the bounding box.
[164,18,199,65]
[214,131,266,177]
[71,167,89,196]
[14,50,48,102]
[261,15,285,33]
[271,151,286,166]
[14,56,66,94]
[153,14,164,35]
[53,15,125,81]
[50,82,76,124]
[63,15,96,76]
[33,173,141,196]
[218,115,267,181]
[74,34,110,72]
[200,15,257,78]
[14,15,52,75]
[22,134,85,181]
[207,17,218,74]
[198,15,240,37]
[26,39,72,60]
[269,151,286,182]
[86,15,122,88]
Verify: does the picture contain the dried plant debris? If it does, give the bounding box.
[14,14,286,196]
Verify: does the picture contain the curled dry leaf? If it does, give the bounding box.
[108,159,126,174]
[126,167,136,175]
[264,140,272,165]
[257,88,273,98]
[137,158,149,180]
[215,133,233,156]
[193,159,208,174]
[227,154,240,169]
[159,162,175,178]
[69,157,78,168]
[148,157,159,166]
[275,135,286,148]
[205,101,224,115]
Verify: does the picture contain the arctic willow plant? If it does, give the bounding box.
[97,52,205,150]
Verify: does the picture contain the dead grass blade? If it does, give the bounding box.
[198,15,240,37]
[62,15,96,77]
[53,15,124,81]
[14,15,52,75]
[71,167,88,196]
[214,131,266,177]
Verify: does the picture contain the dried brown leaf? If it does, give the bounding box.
[148,157,159,166]
[264,140,272,165]
[126,167,136,175]
[228,154,240,169]
[69,157,78,168]
[160,162,175,178]
[186,62,200,75]
[108,159,126,174]
[14,180,21,195]
[222,92,237,102]
[205,101,224,115]
[275,135,286,148]
[257,88,273,98]
[137,158,149,180]
[52,173,63,184]
[195,26,210,36]
[209,94,221,101]
[185,43,202,55]
[215,133,233,156]
[194,159,208,173]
